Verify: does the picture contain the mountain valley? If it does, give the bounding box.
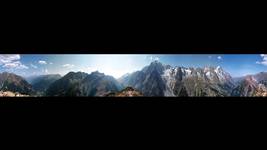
[1,61,267,97]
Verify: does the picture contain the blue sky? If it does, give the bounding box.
[0,54,266,78]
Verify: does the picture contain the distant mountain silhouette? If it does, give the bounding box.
[28,74,61,94]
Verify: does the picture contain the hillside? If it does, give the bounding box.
[0,72,33,95]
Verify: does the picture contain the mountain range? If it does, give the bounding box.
[0,61,267,97]
[118,61,236,96]
[46,71,123,96]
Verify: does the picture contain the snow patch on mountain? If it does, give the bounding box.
[161,68,176,96]
[185,68,192,76]
[205,71,211,79]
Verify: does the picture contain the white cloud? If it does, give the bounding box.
[256,54,267,66]
[0,54,20,64]
[262,54,267,61]
[0,54,28,69]
[62,64,75,69]
[30,64,38,69]
[148,56,160,61]
[217,56,222,60]
[3,61,29,69]
[87,66,97,72]
[49,62,53,65]
[38,60,47,65]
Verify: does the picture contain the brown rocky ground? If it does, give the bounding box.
[0,91,29,97]
[254,84,267,97]
[105,87,143,97]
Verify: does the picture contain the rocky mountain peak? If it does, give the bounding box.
[149,60,164,67]
[0,72,16,77]
[144,61,165,74]
[150,60,160,64]
[65,71,88,79]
